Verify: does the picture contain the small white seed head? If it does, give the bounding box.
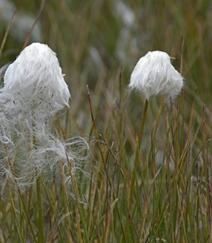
[129,51,183,100]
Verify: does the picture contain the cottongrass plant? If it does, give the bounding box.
[129,50,184,166]
[0,43,88,188]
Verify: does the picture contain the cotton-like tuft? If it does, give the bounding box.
[0,43,89,189]
[129,51,183,100]
[3,43,70,115]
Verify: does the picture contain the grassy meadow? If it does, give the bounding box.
[0,0,212,242]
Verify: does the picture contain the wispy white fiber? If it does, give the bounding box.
[129,51,184,100]
[0,43,88,188]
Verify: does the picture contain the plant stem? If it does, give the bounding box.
[135,99,149,168]
[139,99,149,149]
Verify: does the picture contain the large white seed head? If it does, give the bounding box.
[3,43,70,114]
[0,43,90,189]
[129,51,183,100]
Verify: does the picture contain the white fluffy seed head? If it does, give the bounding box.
[129,51,183,100]
[3,43,70,113]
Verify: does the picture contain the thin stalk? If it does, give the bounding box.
[36,178,45,243]
[0,10,17,56]
[135,99,149,168]
[23,0,46,48]
[139,99,149,148]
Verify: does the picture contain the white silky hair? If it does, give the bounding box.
[129,51,183,100]
[3,43,70,115]
[0,43,89,189]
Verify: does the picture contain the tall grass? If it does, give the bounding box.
[0,0,211,242]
